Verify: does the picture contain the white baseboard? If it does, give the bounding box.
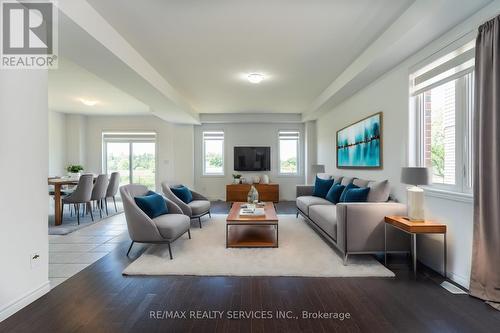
[0,281,50,322]
[447,272,470,290]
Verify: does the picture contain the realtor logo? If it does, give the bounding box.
[1,0,58,69]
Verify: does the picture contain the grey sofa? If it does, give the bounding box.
[161,181,211,228]
[296,174,410,264]
[120,184,191,259]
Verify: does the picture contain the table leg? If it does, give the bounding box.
[384,223,387,266]
[444,233,447,278]
[54,183,62,226]
[412,233,417,277]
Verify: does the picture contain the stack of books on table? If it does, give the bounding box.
[239,207,265,216]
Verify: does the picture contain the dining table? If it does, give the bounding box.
[48,175,96,226]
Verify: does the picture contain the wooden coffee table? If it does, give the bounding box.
[226,202,279,248]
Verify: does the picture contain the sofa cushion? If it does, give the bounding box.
[309,205,337,240]
[340,177,355,186]
[339,183,358,202]
[367,180,391,202]
[170,185,193,204]
[353,178,370,187]
[296,196,332,215]
[188,200,210,216]
[312,176,334,198]
[341,187,370,202]
[152,214,190,239]
[134,191,168,219]
[325,184,345,204]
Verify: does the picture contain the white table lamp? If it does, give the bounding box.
[311,164,325,176]
[401,167,431,222]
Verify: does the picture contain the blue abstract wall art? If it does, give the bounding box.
[336,112,382,168]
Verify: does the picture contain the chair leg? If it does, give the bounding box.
[99,199,103,219]
[198,217,202,229]
[167,242,173,260]
[69,204,72,217]
[113,196,118,212]
[343,253,349,266]
[89,203,94,222]
[61,203,64,223]
[208,211,211,218]
[296,211,299,218]
[105,198,109,215]
[76,204,80,225]
[126,241,134,256]
[188,229,191,239]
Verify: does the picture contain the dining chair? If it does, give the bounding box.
[61,174,94,225]
[104,172,120,215]
[90,174,109,218]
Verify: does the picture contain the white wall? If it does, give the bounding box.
[194,123,305,201]
[65,114,87,167]
[0,71,50,321]
[48,111,66,176]
[315,8,499,288]
[84,115,194,191]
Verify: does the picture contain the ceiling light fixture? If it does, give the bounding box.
[247,73,264,84]
[79,98,99,106]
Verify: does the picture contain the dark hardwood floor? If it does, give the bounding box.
[2,221,500,332]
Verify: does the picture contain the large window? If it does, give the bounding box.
[411,40,474,193]
[279,130,299,174]
[103,132,156,189]
[203,131,224,175]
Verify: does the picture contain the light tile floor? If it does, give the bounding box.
[48,212,129,289]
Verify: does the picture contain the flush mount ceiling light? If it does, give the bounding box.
[247,73,264,84]
[78,98,99,106]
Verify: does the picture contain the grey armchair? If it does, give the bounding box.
[120,184,191,259]
[161,181,211,228]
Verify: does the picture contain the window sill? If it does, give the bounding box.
[202,174,225,178]
[421,186,473,203]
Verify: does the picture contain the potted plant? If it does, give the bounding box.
[232,173,242,184]
[67,165,84,179]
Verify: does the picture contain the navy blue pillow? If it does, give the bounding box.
[134,191,168,219]
[325,184,345,204]
[170,185,193,204]
[341,186,370,203]
[312,176,334,198]
[339,183,359,202]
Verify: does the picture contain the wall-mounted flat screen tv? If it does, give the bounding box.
[234,147,271,171]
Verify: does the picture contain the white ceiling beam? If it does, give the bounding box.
[56,0,199,124]
[302,0,496,121]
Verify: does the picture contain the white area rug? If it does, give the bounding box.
[123,215,394,277]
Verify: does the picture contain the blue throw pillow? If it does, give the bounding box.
[170,185,193,204]
[134,191,168,219]
[339,183,359,202]
[325,184,345,204]
[312,176,334,198]
[341,187,370,203]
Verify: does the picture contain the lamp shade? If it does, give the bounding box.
[311,164,325,174]
[401,167,431,186]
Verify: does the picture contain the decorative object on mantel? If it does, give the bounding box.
[400,167,431,221]
[66,164,84,179]
[261,174,270,184]
[253,176,261,184]
[247,185,259,204]
[232,173,242,184]
[336,112,382,169]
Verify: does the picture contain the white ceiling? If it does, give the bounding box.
[86,0,413,114]
[49,58,150,115]
[54,0,496,121]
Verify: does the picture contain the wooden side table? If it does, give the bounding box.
[384,216,447,277]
